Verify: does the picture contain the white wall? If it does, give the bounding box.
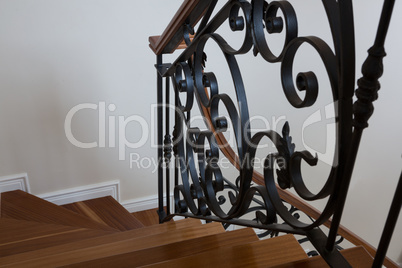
[0,0,400,264]
[0,0,184,199]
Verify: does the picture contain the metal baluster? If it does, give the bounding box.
[156,54,166,222]
[173,82,179,214]
[164,76,172,216]
[373,172,402,267]
[326,0,396,253]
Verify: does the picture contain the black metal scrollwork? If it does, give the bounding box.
[156,0,397,266]
[252,0,298,61]
[171,0,352,231]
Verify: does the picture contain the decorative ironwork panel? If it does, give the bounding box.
[152,0,399,267]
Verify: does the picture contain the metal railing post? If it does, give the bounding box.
[156,54,166,222]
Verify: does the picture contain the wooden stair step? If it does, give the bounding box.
[0,218,115,258]
[62,196,144,231]
[141,234,308,268]
[0,218,82,245]
[0,218,200,265]
[131,208,161,226]
[0,190,117,231]
[271,246,374,268]
[66,227,259,267]
[150,217,202,232]
[1,222,224,267]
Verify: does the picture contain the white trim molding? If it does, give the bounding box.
[38,180,120,205]
[0,173,30,193]
[122,194,174,213]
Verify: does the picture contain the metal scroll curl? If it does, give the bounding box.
[249,0,346,229]
[251,0,298,61]
[281,36,338,108]
[172,0,352,231]
[173,34,253,219]
[174,62,194,112]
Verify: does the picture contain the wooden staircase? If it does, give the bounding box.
[0,190,375,267]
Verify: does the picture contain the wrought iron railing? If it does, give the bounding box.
[149,0,400,267]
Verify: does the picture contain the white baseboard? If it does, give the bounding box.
[122,194,174,213]
[38,180,120,205]
[0,173,30,193]
[1,174,174,214]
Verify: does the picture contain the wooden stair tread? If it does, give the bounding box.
[62,196,144,231]
[271,246,374,268]
[2,222,225,267]
[0,218,81,245]
[0,218,200,265]
[131,208,161,226]
[141,234,308,268]
[0,218,115,258]
[65,227,259,267]
[0,190,117,231]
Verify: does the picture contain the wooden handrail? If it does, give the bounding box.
[148,2,399,267]
[149,35,193,53]
[148,0,210,55]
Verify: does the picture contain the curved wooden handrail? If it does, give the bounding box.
[149,0,211,55]
[148,2,399,267]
